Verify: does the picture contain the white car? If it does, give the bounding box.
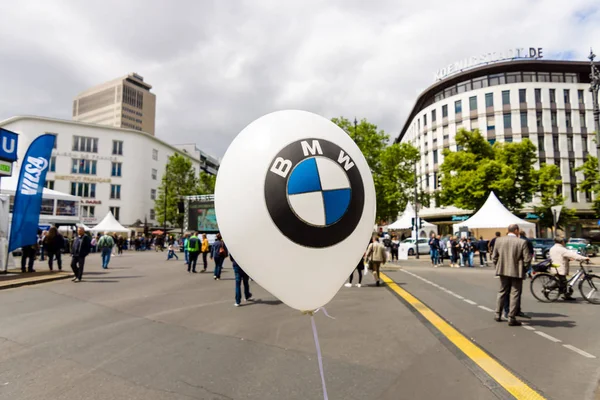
[402,238,430,256]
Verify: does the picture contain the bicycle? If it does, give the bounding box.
[530,261,600,304]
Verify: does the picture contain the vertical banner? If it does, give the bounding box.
[0,195,10,272]
[8,134,56,253]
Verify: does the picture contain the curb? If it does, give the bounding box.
[0,273,73,290]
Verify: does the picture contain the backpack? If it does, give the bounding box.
[218,241,228,257]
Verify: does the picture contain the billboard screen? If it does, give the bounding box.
[188,200,219,232]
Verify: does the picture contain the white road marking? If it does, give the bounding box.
[535,331,562,343]
[563,345,596,359]
[451,293,464,300]
[463,299,477,305]
[522,325,536,331]
[478,305,494,312]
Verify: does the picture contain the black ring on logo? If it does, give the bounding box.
[265,138,364,248]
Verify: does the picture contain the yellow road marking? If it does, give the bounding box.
[380,272,546,400]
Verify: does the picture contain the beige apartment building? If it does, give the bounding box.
[72,73,156,136]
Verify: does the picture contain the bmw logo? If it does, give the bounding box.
[265,138,365,248]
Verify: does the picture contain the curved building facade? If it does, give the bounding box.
[396,60,597,236]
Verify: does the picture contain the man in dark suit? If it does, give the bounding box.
[71,227,91,282]
[492,224,532,326]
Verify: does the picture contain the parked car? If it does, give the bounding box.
[566,238,599,257]
[531,238,553,259]
[402,238,430,256]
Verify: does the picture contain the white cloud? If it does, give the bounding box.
[0,0,598,157]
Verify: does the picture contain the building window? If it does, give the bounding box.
[567,136,574,152]
[150,209,155,220]
[549,89,556,104]
[580,111,586,128]
[552,136,559,151]
[571,184,578,203]
[519,89,526,103]
[488,73,505,86]
[423,114,427,127]
[539,72,550,82]
[485,93,493,108]
[565,111,572,128]
[44,180,54,190]
[110,206,120,221]
[151,168,157,180]
[432,109,436,122]
[520,112,528,128]
[502,90,510,105]
[537,136,545,152]
[152,149,158,161]
[505,137,513,143]
[442,105,448,118]
[81,206,95,218]
[454,100,462,114]
[583,136,588,152]
[536,111,543,128]
[551,111,558,127]
[433,150,438,165]
[112,140,123,155]
[111,162,122,177]
[578,89,585,104]
[71,159,97,175]
[110,184,121,200]
[586,190,592,202]
[563,89,570,104]
[486,115,495,131]
[535,89,542,103]
[72,136,98,153]
[503,113,512,129]
[151,189,156,200]
[469,96,477,111]
[70,182,96,198]
[49,156,56,172]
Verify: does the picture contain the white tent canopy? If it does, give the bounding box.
[387,203,437,230]
[58,223,91,232]
[452,192,535,238]
[90,212,129,233]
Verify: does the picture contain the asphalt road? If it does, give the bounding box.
[0,251,598,400]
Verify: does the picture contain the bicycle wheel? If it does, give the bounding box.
[579,274,600,304]
[530,273,561,303]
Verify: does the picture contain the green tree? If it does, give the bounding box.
[331,117,420,222]
[155,154,199,228]
[439,129,538,212]
[576,155,600,216]
[198,171,216,195]
[533,164,576,232]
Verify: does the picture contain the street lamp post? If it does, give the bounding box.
[589,49,600,173]
[163,166,168,237]
[413,160,421,259]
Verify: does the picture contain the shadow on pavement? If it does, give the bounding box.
[248,299,283,306]
[526,312,569,318]
[526,319,576,328]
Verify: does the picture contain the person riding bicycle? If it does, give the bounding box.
[548,236,589,301]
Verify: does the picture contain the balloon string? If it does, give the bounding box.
[310,314,329,400]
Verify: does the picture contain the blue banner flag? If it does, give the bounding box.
[8,134,56,252]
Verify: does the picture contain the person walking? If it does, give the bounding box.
[39,231,47,261]
[186,232,201,273]
[44,226,65,271]
[116,235,124,255]
[549,237,588,301]
[71,227,91,282]
[182,234,190,266]
[382,234,392,262]
[466,238,475,268]
[488,231,501,254]
[364,236,387,287]
[492,224,532,326]
[98,231,115,269]
[437,235,445,266]
[211,233,228,280]
[477,236,488,267]
[166,243,179,260]
[390,235,400,262]
[201,233,210,273]
[450,236,459,268]
[520,231,534,278]
[21,244,37,273]
[231,254,253,306]
[429,233,440,267]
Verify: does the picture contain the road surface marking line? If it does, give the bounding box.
[478,305,494,312]
[534,331,562,343]
[463,299,477,305]
[562,345,596,359]
[451,293,464,300]
[522,325,536,331]
[380,273,547,400]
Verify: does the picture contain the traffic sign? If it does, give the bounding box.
[0,128,18,162]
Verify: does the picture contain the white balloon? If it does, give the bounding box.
[215,110,376,311]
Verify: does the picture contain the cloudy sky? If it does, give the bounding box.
[0,0,599,159]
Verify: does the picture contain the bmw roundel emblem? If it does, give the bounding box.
[265,138,365,248]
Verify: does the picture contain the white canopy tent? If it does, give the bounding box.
[58,223,91,233]
[90,212,129,233]
[387,203,437,238]
[452,192,536,239]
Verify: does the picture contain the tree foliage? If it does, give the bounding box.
[331,117,420,223]
[533,164,576,231]
[198,171,216,195]
[155,154,200,228]
[439,129,538,212]
[576,155,600,217]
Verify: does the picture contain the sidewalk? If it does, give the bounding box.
[0,268,72,290]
